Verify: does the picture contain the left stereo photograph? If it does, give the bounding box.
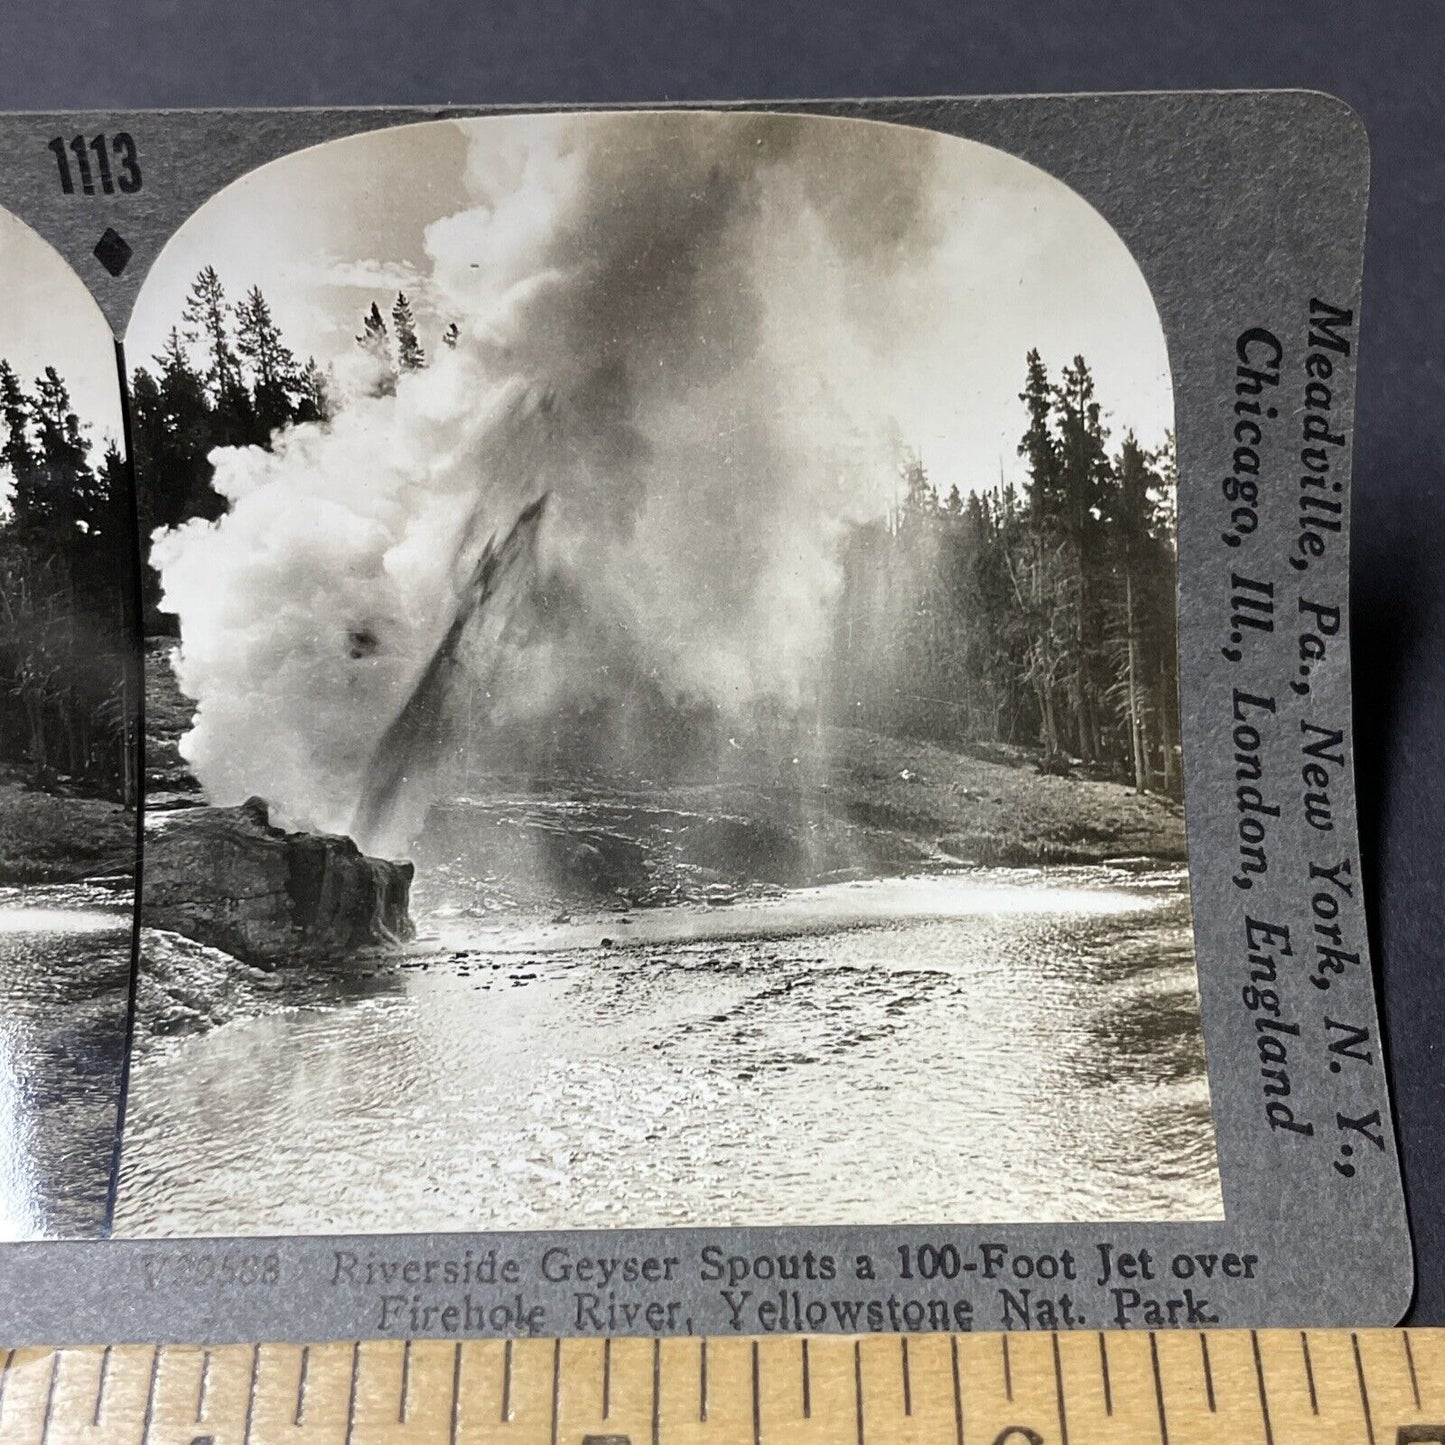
[0,204,140,1241]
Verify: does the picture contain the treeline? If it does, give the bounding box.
[833,352,1181,796]
[0,363,136,801]
[129,271,1181,795]
[131,266,456,629]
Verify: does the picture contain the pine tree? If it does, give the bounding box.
[900,452,935,522]
[181,266,245,418]
[131,331,224,628]
[1053,355,1111,763]
[296,357,333,424]
[1018,350,1061,526]
[356,302,396,396]
[234,284,300,435]
[154,330,223,520]
[1015,350,1064,764]
[0,360,34,485]
[1148,432,1180,796]
[392,292,426,371]
[27,367,100,541]
[1109,432,1154,793]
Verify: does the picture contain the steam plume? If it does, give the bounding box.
[151,112,945,850]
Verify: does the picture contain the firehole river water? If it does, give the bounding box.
[0,885,132,1239]
[109,864,1222,1236]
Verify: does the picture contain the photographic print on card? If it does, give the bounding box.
[111,110,1220,1237]
[0,206,139,1240]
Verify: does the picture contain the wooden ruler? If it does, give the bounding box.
[0,1329,1441,1445]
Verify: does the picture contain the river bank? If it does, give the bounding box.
[0,773,135,885]
[146,639,1186,914]
[410,726,1188,919]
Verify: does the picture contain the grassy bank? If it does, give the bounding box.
[823,726,1186,868]
[0,775,135,884]
[414,724,1188,914]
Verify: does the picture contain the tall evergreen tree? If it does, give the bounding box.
[1015,350,1065,763]
[356,302,396,396]
[234,285,300,436]
[181,266,244,410]
[392,292,426,371]
[130,331,225,629]
[26,368,101,542]
[1053,355,1111,762]
[154,329,223,520]
[296,357,333,424]
[1108,431,1155,793]
[0,360,34,486]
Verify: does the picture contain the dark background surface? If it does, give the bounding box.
[3,0,1442,1320]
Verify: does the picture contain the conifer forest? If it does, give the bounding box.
[0,265,1183,817]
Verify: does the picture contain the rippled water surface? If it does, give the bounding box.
[0,885,132,1239]
[114,866,1221,1235]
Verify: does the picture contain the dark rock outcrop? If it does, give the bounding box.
[143,796,414,965]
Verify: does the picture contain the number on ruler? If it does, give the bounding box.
[48,134,141,195]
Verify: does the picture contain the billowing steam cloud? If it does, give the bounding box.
[150,112,948,849]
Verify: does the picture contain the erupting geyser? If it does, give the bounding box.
[147,111,948,845]
[143,109,1155,850]
[352,493,547,851]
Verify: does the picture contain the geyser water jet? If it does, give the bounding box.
[352,493,547,853]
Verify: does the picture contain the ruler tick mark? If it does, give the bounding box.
[449,1342,462,1445]
[1098,1332,1113,1415]
[400,1338,412,1423]
[550,1338,561,1445]
[751,1340,761,1445]
[1149,1333,1168,1445]
[345,1342,360,1445]
[1001,1333,1013,1401]
[243,1345,260,1445]
[1405,1329,1422,1408]
[296,1344,310,1427]
[0,1346,13,1423]
[800,1338,810,1419]
[1352,1332,1376,1445]
[39,1351,59,1445]
[1251,1330,1274,1445]
[243,1346,261,1445]
[950,1335,964,1445]
[94,1343,113,1427]
[197,1348,212,1421]
[700,1337,708,1421]
[854,1338,865,1445]
[501,1338,513,1422]
[651,1337,661,1445]
[1052,1332,1069,1445]
[602,1337,612,1419]
[142,1348,161,1445]
[1198,1332,1215,1413]
[1300,1331,1318,1414]
[902,1334,912,1416]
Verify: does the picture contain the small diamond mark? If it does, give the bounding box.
[93,227,132,277]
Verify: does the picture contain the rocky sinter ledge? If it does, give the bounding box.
[143,796,414,966]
